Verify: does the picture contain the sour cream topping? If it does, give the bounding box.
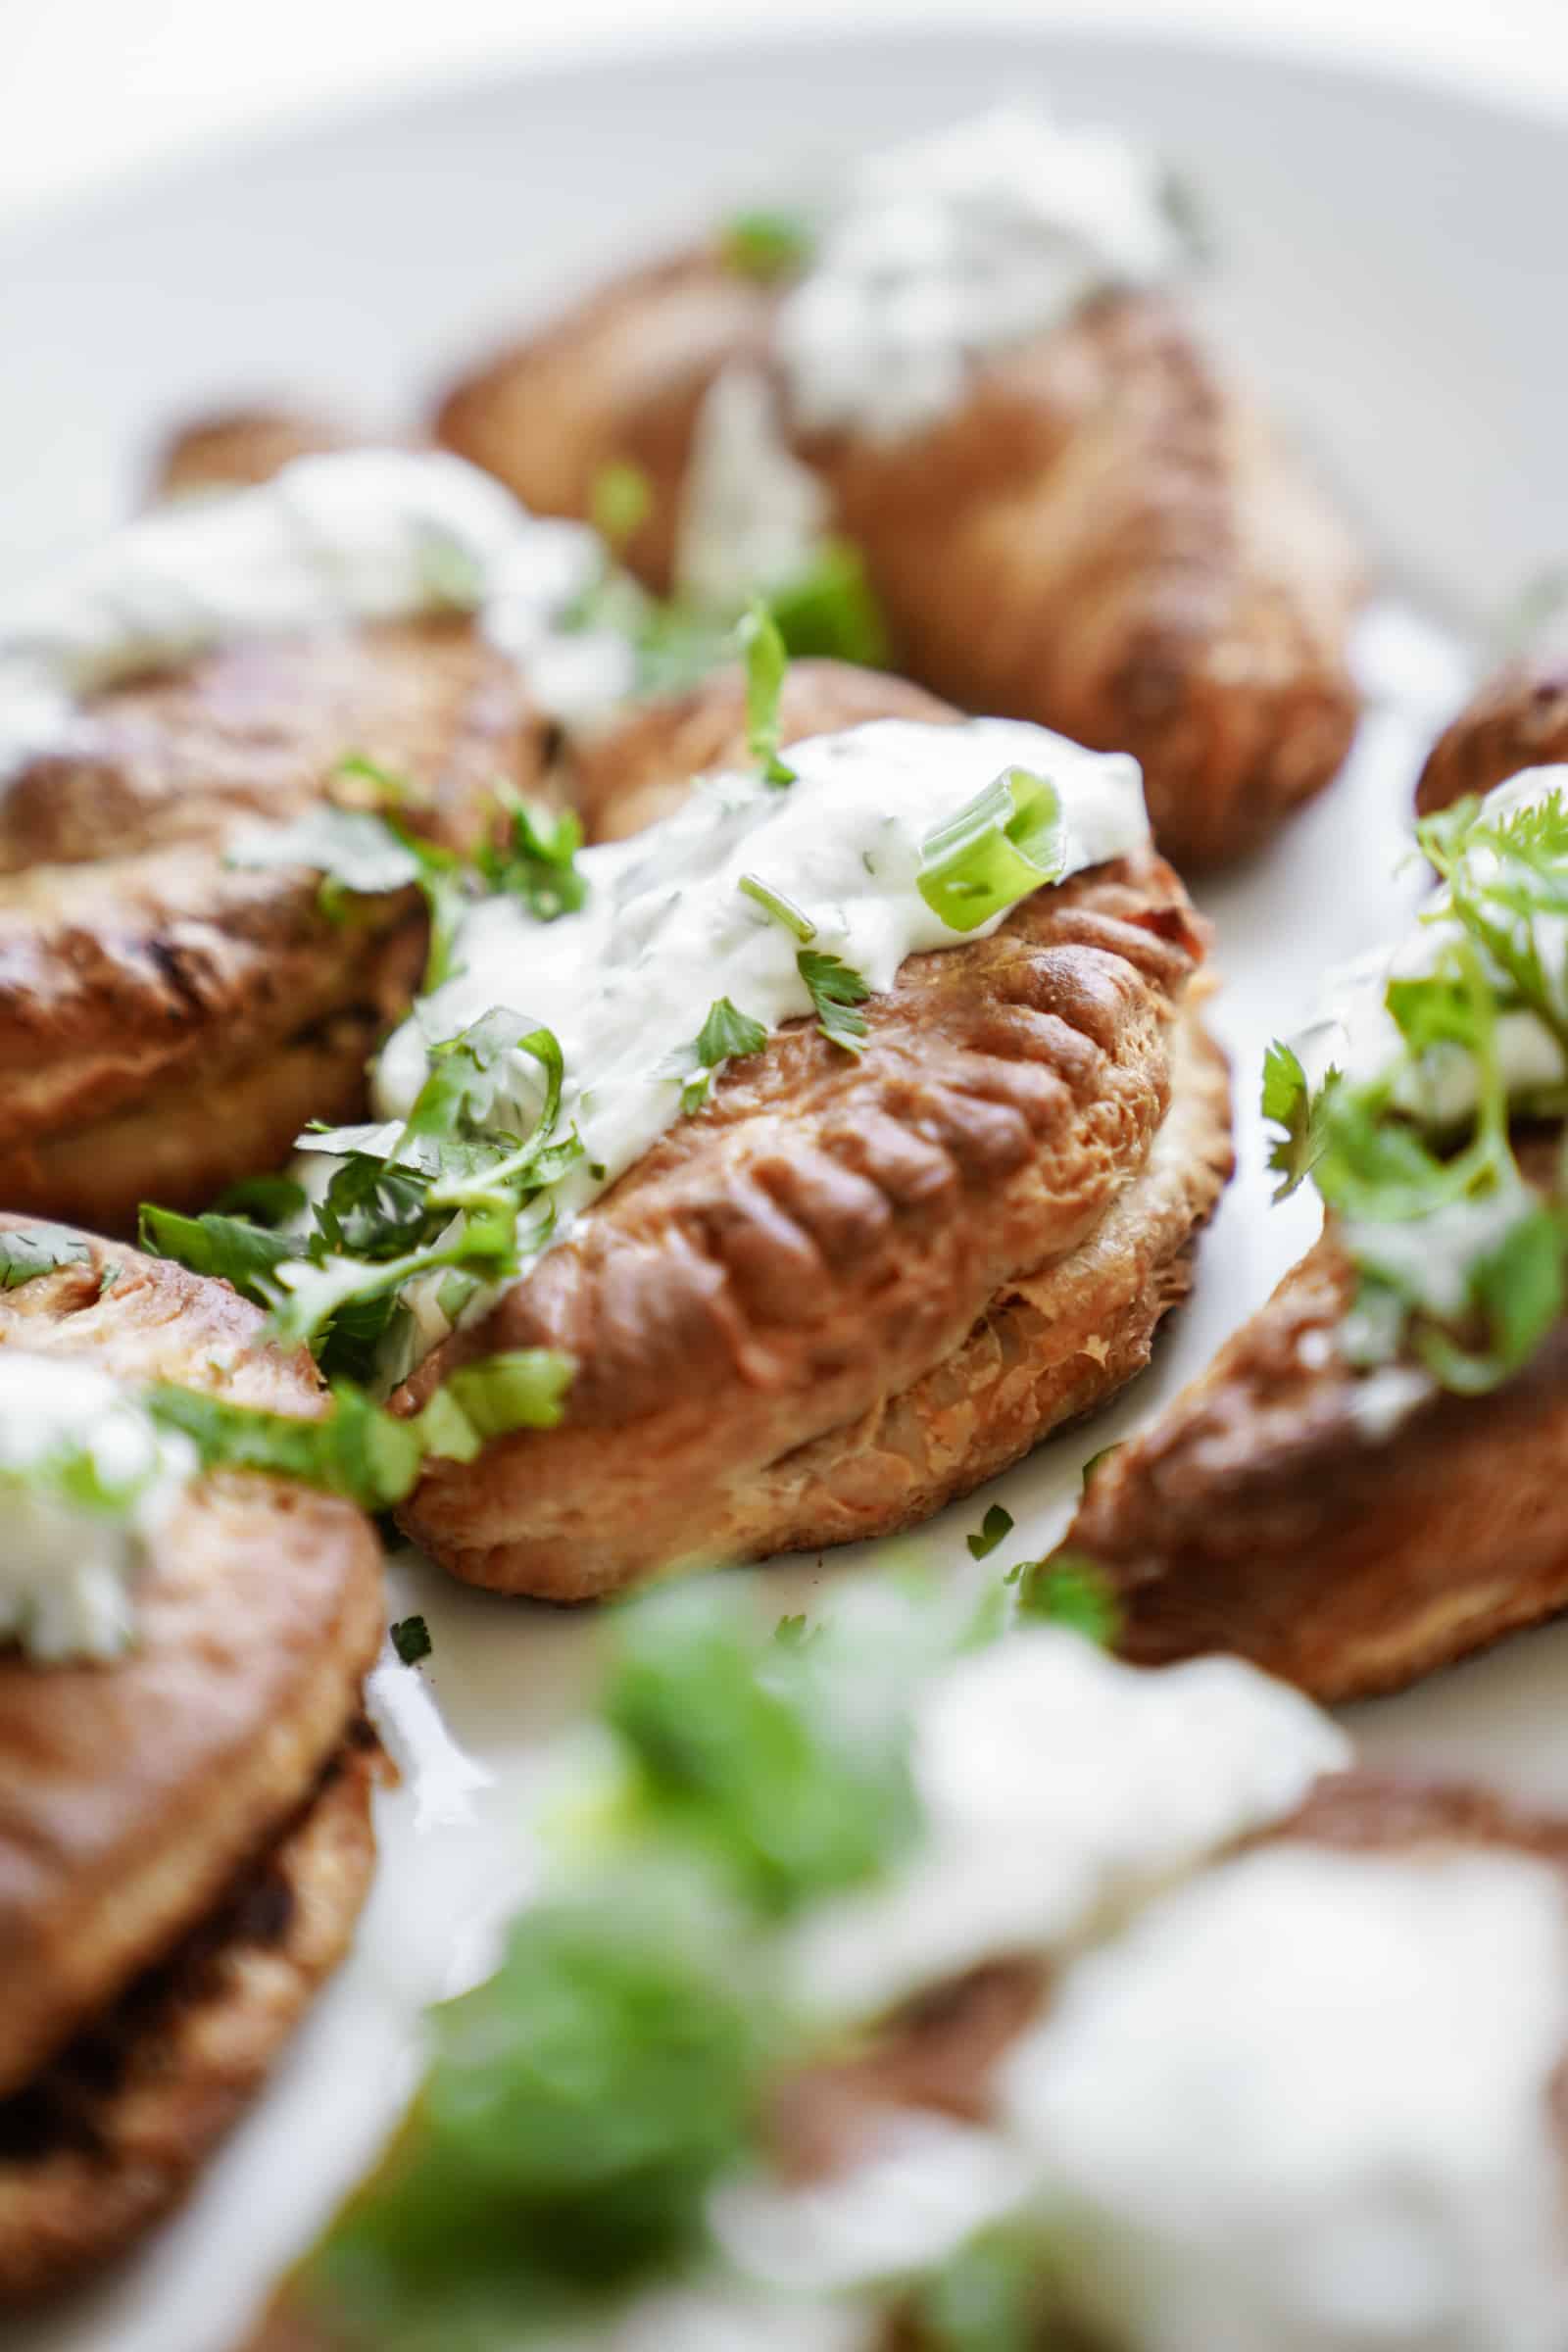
[0,1349,196,1662]
[0,449,633,783]
[783,1627,1348,2023]
[774,103,1187,441]
[1006,1841,1568,2351]
[370,716,1149,1271]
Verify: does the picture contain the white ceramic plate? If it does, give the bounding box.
[8,29,1568,2351]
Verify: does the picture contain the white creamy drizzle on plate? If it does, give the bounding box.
[1005,1841,1568,2351]
[368,715,1148,1316]
[0,449,633,784]
[0,1349,196,1662]
[774,102,1186,442]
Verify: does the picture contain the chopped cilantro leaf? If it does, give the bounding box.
[1010,1550,1121,1646]
[668,996,769,1113]
[0,1223,92,1290]
[966,1502,1013,1560]
[138,1202,293,1308]
[391,1614,433,1667]
[144,1381,427,1511]
[1260,1039,1327,1201]
[476,795,587,923]
[798,948,871,1054]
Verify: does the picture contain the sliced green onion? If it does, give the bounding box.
[917,765,1067,933]
[738,872,816,943]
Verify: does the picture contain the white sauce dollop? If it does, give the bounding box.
[369,716,1148,1283]
[0,1349,195,1661]
[784,1627,1348,2023]
[775,103,1186,442]
[1006,1842,1568,2351]
[675,368,833,614]
[0,449,633,784]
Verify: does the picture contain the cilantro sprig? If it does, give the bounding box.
[1262,783,1568,1396]
[798,948,871,1054]
[0,1223,92,1290]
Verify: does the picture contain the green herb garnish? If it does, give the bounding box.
[1009,1550,1122,1646]
[1263,784,1568,1395]
[228,802,466,992]
[137,1203,294,1308]
[476,794,587,923]
[0,1223,92,1290]
[798,948,871,1054]
[737,871,816,942]
[918,766,1066,934]
[966,1502,1014,1560]
[718,207,814,281]
[668,996,770,1113]
[391,1614,433,1666]
[738,599,795,787]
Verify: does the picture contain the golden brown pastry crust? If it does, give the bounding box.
[1416,650,1568,818]
[0,1735,379,2305]
[149,407,369,504]
[393,846,1228,1599]
[1064,1165,1568,1701]
[0,1222,384,2102]
[0,617,546,1230]
[435,255,1364,867]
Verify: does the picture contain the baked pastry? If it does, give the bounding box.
[0,1216,385,2300]
[1061,765,1568,1699]
[434,105,1364,867]
[0,445,898,1233]
[252,686,1231,1598]
[1417,623,1568,817]
[151,406,368,502]
[246,1585,1568,2352]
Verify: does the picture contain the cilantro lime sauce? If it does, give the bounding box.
[774,104,1187,442]
[0,1350,195,1662]
[369,716,1148,1307]
[1006,1842,1568,2350]
[0,450,632,783]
